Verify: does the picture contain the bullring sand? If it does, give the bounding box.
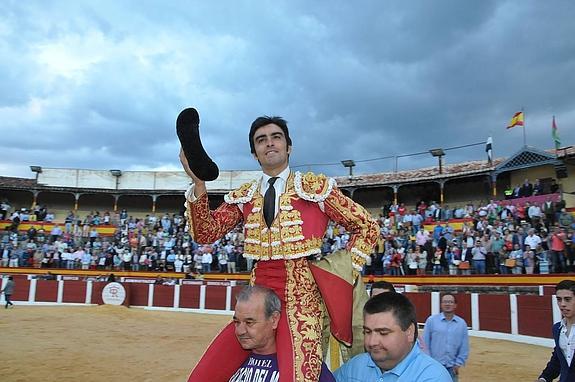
[0,305,550,381]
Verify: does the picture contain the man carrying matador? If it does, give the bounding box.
[177,108,379,381]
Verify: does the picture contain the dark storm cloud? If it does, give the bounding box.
[0,0,573,179]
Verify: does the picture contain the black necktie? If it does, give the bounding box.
[263,177,278,228]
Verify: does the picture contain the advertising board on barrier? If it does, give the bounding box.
[102,282,127,305]
[206,281,234,286]
[181,280,204,285]
[122,278,156,284]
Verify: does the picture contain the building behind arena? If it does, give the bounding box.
[0,145,573,221]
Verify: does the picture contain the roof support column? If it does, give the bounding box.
[74,193,81,212]
[490,174,497,198]
[31,190,40,209]
[113,195,120,213]
[151,194,158,213]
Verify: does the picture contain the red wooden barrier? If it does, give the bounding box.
[128,283,149,307]
[153,285,175,308]
[479,295,511,333]
[454,293,472,325]
[35,280,58,302]
[91,282,105,304]
[10,275,30,301]
[517,295,553,338]
[205,286,227,310]
[179,285,201,309]
[62,280,87,303]
[405,292,431,323]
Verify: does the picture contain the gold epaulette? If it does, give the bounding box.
[223,180,258,204]
[294,171,336,203]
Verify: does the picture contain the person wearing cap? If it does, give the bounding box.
[182,114,379,382]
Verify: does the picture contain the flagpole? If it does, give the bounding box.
[552,115,561,158]
[521,107,526,147]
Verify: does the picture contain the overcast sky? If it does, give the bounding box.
[1,1,574,180]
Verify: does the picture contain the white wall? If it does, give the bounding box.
[36,168,262,192]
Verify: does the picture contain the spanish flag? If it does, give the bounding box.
[506,111,524,129]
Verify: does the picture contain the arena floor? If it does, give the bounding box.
[0,305,551,381]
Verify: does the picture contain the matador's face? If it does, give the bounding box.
[252,123,291,176]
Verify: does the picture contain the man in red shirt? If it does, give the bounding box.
[551,226,567,273]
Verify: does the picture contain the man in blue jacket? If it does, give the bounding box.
[537,279,575,382]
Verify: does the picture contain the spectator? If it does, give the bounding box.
[9,210,21,233]
[0,200,10,220]
[370,280,396,296]
[432,247,444,275]
[406,247,419,275]
[227,247,238,274]
[550,226,567,273]
[523,245,535,274]
[89,227,99,245]
[415,245,427,276]
[334,292,451,381]
[80,248,91,270]
[193,251,203,274]
[471,240,487,275]
[50,224,63,242]
[424,294,469,381]
[1,276,15,309]
[509,243,524,275]
[217,249,228,273]
[525,229,542,251]
[201,248,213,273]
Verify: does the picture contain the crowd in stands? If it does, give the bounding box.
[1,177,574,277]
[360,179,574,276]
[1,205,249,275]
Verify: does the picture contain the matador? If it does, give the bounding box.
[181,114,379,381]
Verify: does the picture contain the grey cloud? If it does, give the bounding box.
[0,0,573,180]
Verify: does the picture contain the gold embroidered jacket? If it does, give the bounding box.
[186,171,379,271]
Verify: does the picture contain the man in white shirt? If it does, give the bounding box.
[524,229,542,250]
[537,280,575,382]
[528,203,542,224]
[201,250,213,273]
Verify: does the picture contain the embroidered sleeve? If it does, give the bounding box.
[185,192,243,244]
[322,186,380,272]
